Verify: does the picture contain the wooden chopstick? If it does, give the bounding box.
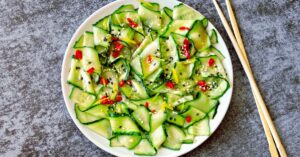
[225,1,279,157]
[212,0,287,156]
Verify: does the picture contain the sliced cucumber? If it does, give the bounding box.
[80,69,94,94]
[132,106,150,131]
[132,35,152,58]
[141,55,161,78]
[187,117,210,136]
[102,69,118,89]
[118,135,142,149]
[208,105,218,119]
[182,106,206,128]
[83,31,94,48]
[173,3,205,20]
[113,59,130,81]
[173,60,195,80]
[145,67,163,82]
[109,116,140,135]
[197,55,226,78]
[67,58,83,89]
[94,15,110,31]
[188,20,210,51]
[75,104,101,124]
[110,136,123,147]
[149,125,166,149]
[111,11,144,35]
[209,29,218,44]
[93,26,112,47]
[204,76,230,99]
[81,47,101,74]
[120,79,149,100]
[73,35,84,48]
[161,20,195,37]
[161,8,172,32]
[163,124,185,150]
[160,36,179,79]
[84,104,109,118]
[70,87,96,111]
[167,112,185,127]
[114,102,129,115]
[85,119,112,139]
[138,3,161,31]
[134,139,156,156]
[150,110,167,131]
[182,129,195,144]
[163,7,173,18]
[130,56,143,76]
[185,93,219,113]
[114,4,135,13]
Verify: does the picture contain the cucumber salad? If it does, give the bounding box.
[67,2,229,156]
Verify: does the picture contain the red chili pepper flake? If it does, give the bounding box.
[99,77,109,85]
[145,102,149,108]
[183,38,190,49]
[74,50,82,60]
[182,38,191,59]
[112,37,119,41]
[114,42,124,52]
[208,58,215,67]
[165,81,175,89]
[147,55,153,63]
[151,109,156,113]
[197,80,206,87]
[116,96,122,102]
[112,51,120,58]
[184,50,191,59]
[119,80,125,87]
[101,95,109,104]
[127,18,138,28]
[186,115,192,123]
[107,99,115,105]
[179,26,190,31]
[137,42,141,47]
[87,67,95,74]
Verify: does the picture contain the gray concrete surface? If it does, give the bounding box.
[0,0,299,156]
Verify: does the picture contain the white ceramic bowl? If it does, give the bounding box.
[61,0,233,156]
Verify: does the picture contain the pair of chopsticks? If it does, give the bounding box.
[212,0,287,157]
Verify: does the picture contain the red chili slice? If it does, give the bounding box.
[147,55,153,63]
[165,81,175,89]
[101,95,109,104]
[114,42,124,52]
[119,80,125,87]
[74,50,82,60]
[208,58,215,67]
[197,80,206,87]
[186,116,192,123]
[112,37,119,41]
[112,51,120,58]
[127,18,138,28]
[116,96,122,102]
[145,102,149,108]
[87,67,95,74]
[183,38,190,49]
[179,26,190,31]
[99,77,109,85]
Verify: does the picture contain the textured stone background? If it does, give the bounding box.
[0,0,299,156]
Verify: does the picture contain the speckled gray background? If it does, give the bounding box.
[0,0,299,156]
